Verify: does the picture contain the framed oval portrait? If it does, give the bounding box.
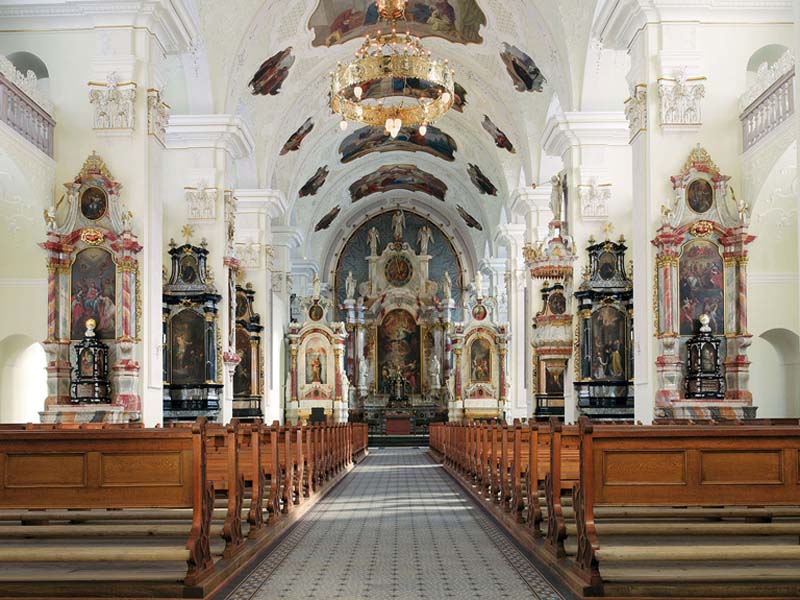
[80,186,108,221]
[309,304,324,322]
[687,179,713,214]
[472,304,487,321]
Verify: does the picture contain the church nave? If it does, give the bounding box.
[219,448,567,600]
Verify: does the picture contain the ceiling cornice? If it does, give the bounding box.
[0,0,198,53]
[595,0,793,51]
[166,114,255,160]
[541,111,629,157]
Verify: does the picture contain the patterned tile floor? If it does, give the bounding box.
[221,448,569,600]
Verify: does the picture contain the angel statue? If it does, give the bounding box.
[417,225,433,255]
[368,227,380,256]
[474,270,484,299]
[345,271,357,300]
[312,275,321,299]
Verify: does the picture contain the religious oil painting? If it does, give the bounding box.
[472,304,487,321]
[679,239,724,335]
[481,115,515,154]
[70,247,116,340]
[591,306,626,380]
[456,204,483,231]
[170,309,206,385]
[299,166,329,198]
[467,163,498,195]
[500,43,546,92]
[80,186,107,220]
[309,0,487,47]
[249,47,294,96]
[543,360,565,395]
[598,251,616,280]
[350,164,447,202]
[305,344,328,384]
[687,178,713,214]
[179,254,199,284]
[280,117,314,155]
[314,206,341,232]
[469,338,492,384]
[378,309,421,395]
[309,303,325,322]
[234,325,251,397]
[340,125,457,163]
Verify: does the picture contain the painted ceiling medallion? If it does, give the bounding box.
[299,166,329,198]
[349,164,448,202]
[329,0,455,137]
[340,124,457,163]
[457,205,483,231]
[482,115,515,154]
[467,163,497,195]
[249,47,295,96]
[310,0,487,47]
[315,206,341,232]
[500,43,546,93]
[280,118,314,155]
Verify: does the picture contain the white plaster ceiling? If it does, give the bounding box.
[193,0,598,261]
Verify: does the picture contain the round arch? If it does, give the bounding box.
[0,334,47,423]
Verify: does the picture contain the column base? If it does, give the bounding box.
[40,404,131,424]
[655,401,757,421]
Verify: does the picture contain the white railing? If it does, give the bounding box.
[740,52,795,153]
[0,57,54,158]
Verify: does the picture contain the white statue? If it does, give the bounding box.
[345,271,357,300]
[368,227,380,256]
[417,225,433,255]
[392,209,405,240]
[312,275,321,299]
[358,357,369,389]
[550,173,562,223]
[474,270,484,299]
[429,354,441,386]
[442,271,452,299]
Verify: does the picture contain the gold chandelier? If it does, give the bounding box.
[330,0,455,138]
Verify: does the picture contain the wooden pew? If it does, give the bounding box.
[572,417,800,596]
[0,418,215,586]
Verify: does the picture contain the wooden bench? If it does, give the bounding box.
[0,418,215,586]
[572,417,800,596]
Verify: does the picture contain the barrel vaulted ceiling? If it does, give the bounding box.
[193,0,599,260]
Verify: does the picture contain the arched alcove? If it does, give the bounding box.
[745,44,790,87]
[0,334,47,423]
[6,51,50,95]
[751,328,800,418]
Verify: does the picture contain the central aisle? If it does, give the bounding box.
[221,448,567,600]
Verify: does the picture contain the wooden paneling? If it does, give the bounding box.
[100,452,184,487]
[5,453,86,488]
[602,450,686,486]
[700,450,783,485]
